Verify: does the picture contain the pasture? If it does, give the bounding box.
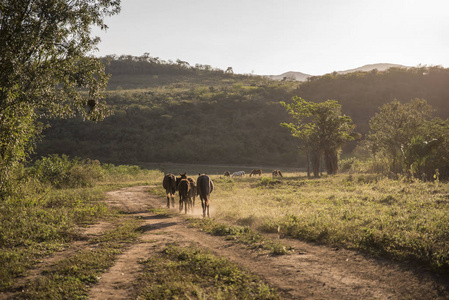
[2,159,449,298]
[153,169,449,272]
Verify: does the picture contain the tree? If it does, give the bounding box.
[366,99,433,173]
[0,0,120,196]
[402,135,442,178]
[281,97,355,177]
[225,67,234,74]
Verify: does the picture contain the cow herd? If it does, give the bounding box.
[163,169,283,218]
[223,169,283,178]
[162,173,214,218]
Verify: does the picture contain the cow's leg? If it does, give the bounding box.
[206,195,210,217]
[166,193,170,208]
[201,197,206,218]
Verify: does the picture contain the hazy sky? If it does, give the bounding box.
[92,0,449,76]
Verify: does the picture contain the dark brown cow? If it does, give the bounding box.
[250,169,262,177]
[187,177,196,209]
[272,170,283,177]
[162,173,176,208]
[197,174,214,218]
[223,171,230,177]
[177,173,191,214]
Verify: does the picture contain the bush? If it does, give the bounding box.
[29,155,103,188]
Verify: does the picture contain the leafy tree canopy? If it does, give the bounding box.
[281,96,355,176]
[366,98,433,173]
[0,0,120,196]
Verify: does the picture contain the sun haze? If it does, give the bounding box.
[92,0,449,76]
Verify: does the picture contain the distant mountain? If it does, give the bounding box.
[266,71,312,82]
[335,63,407,74]
[268,63,408,82]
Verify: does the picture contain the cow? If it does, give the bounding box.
[231,171,245,178]
[187,177,196,209]
[197,174,214,218]
[250,169,262,177]
[177,173,191,214]
[162,173,176,208]
[224,171,230,177]
[272,170,283,177]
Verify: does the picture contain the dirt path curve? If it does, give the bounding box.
[89,186,449,299]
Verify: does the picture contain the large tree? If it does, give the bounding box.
[281,96,355,176]
[0,0,120,196]
[366,99,433,174]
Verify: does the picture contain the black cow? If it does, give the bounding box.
[162,173,176,208]
[177,173,191,214]
[196,174,214,218]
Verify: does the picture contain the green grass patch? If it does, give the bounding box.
[15,218,142,299]
[0,186,113,291]
[133,243,280,299]
[188,218,290,255]
[0,159,158,292]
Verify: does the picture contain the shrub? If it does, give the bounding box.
[29,155,103,188]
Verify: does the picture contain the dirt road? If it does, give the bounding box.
[87,186,449,299]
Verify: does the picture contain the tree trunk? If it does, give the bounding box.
[324,149,339,175]
[311,150,321,177]
[306,149,311,178]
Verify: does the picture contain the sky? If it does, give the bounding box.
[91,0,449,76]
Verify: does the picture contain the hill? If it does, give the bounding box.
[35,56,449,168]
[36,55,302,167]
[295,65,449,135]
[267,63,407,82]
[266,71,311,82]
[336,63,407,74]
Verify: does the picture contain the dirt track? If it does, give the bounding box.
[88,186,449,299]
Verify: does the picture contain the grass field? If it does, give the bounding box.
[151,169,449,273]
[2,162,448,298]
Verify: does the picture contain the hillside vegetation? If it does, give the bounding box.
[36,55,449,169]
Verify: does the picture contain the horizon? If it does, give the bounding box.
[91,0,449,76]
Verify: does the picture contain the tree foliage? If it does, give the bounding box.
[281,97,355,176]
[366,99,433,173]
[0,0,120,195]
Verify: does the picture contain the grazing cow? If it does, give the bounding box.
[272,170,283,177]
[197,174,214,217]
[162,173,176,208]
[250,169,262,177]
[224,171,230,177]
[177,173,191,214]
[231,171,245,178]
[187,177,196,208]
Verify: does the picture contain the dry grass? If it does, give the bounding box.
[194,172,449,272]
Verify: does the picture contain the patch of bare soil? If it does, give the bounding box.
[88,186,449,299]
